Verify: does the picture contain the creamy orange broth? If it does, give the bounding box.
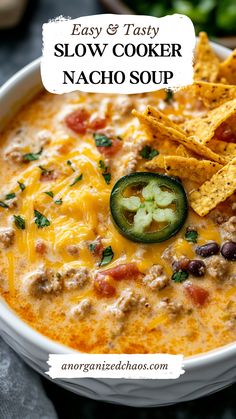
[0,88,235,355]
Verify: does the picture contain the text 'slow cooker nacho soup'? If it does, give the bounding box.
[0,32,236,355]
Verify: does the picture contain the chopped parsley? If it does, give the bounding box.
[5,193,16,200]
[13,215,25,230]
[44,191,54,198]
[34,209,50,229]
[0,201,9,209]
[99,245,114,267]
[172,270,189,283]
[23,147,43,162]
[17,181,26,191]
[185,228,198,243]
[139,145,159,160]
[67,160,76,172]
[165,89,174,103]
[70,173,83,186]
[93,133,112,147]
[54,198,63,205]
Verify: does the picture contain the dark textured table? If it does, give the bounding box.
[0,0,236,417]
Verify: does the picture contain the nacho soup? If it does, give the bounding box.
[0,33,236,355]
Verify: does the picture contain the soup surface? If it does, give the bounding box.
[0,33,236,355]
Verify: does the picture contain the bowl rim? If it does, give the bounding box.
[0,41,236,371]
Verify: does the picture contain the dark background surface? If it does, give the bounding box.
[0,0,236,417]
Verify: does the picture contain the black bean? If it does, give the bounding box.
[188,260,206,277]
[172,258,190,272]
[196,242,220,258]
[221,242,236,261]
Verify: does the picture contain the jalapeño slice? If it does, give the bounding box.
[110,172,188,243]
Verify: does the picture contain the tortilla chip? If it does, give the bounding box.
[133,110,228,165]
[208,139,236,157]
[145,154,165,169]
[194,32,220,83]
[194,81,236,109]
[218,49,236,85]
[190,158,236,216]
[175,145,191,157]
[146,155,222,184]
[182,98,236,144]
[143,106,185,134]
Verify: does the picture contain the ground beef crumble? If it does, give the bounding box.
[205,255,229,280]
[62,267,89,290]
[25,268,63,298]
[0,228,15,248]
[70,299,92,319]
[108,288,140,321]
[220,216,236,242]
[143,264,170,291]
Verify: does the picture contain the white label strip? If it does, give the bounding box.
[41,13,195,94]
[46,354,185,379]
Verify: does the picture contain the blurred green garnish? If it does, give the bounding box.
[126,0,236,36]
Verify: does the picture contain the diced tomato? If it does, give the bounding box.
[89,237,104,257]
[65,109,90,134]
[185,283,209,306]
[215,123,236,143]
[35,240,47,255]
[89,117,107,130]
[94,273,116,297]
[99,263,141,281]
[97,137,122,157]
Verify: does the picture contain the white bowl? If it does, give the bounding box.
[0,43,236,407]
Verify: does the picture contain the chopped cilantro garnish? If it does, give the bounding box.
[0,201,9,209]
[139,145,159,160]
[102,172,111,185]
[34,209,50,228]
[44,191,54,198]
[67,160,76,172]
[89,242,96,253]
[172,270,189,283]
[13,215,25,230]
[99,245,114,267]
[17,181,26,191]
[185,228,198,243]
[39,165,53,176]
[5,193,16,200]
[70,173,83,186]
[23,147,43,162]
[98,160,107,171]
[54,198,63,205]
[165,89,174,103]
[93,133,112,147]
[99,160,111,184]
